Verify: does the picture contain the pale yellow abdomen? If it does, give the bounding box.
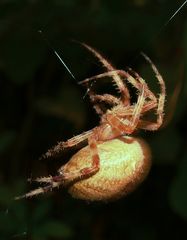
[62,136,151,201]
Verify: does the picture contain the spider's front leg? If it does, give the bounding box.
[41,129,93,159]
[83,83,121,116]
[106,85,146,135]
[137,54,166,131]
[81,43,130,105]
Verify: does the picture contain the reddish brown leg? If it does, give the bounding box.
[44,136,100,182]
[80,70,153,103]
[43,136,100,183]
[80,135,100,176]
[107,85,146,134]
[127,67,164,114]
[141,53,166,126]
[15,180,61,199]
[81,43,130,105]
[138,120,163,131]
[127,67,157,102]
[80,69,162,117]
[126,54,166,118]
[90,94,121,115]
[16,136,100,200]
[86,87,121,115]
[90,93,121,105]
[41,129,94,159]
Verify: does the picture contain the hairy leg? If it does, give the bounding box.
[15,181,61,199]
[90,93,121,105]
[127,53,166,118]
[127,67,157,102]
[106,85,146,134]
[136,56,166,131]
[141,53,166,127]
[81,43,130,105]
[39,136,100,184]
[16,135,100,200]
[137,119,163,131]
[80,70,152,100]
[90,93,121,115]
[79,135,100,175]
[41,129,94,159]
[80,69,159,115]
[85,86,121,115]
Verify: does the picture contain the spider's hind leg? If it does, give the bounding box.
[15,180,61,200]
[57,134,100,182]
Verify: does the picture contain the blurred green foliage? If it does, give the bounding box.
[0,0,187,239]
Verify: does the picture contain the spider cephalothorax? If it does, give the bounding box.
[16,44,165,201]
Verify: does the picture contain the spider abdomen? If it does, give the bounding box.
[64,136,151,201]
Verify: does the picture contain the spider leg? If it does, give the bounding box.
[89,92,121,115]
[90,93,121,105]
[80,71,129,103]
[16,174,75,199]
[137,120,163,130]
[131,85,146,126]
[134,54,166,131]
[141,53,166,129]
[82,43,115,71]
[15,180,61,200]
[126,53,166,114]
[92,103,105,116]
[16,135,100,200]
[81,43,130,105]
[127,67,157,102]
[80,65,165,117]
[41,129,94,159]
[79,134,100,176]
[126,67,159,114]
[80,70,148,97]
[58,134,100,180]
[28,176,56,183]
[106,84,146,134]
[85,86,121,115]
[80,69,160,116]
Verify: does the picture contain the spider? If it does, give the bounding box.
[16,44,166,201]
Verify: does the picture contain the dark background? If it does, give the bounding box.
[0,0,187,239]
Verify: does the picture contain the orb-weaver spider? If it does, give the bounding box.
[16,44,165,201]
